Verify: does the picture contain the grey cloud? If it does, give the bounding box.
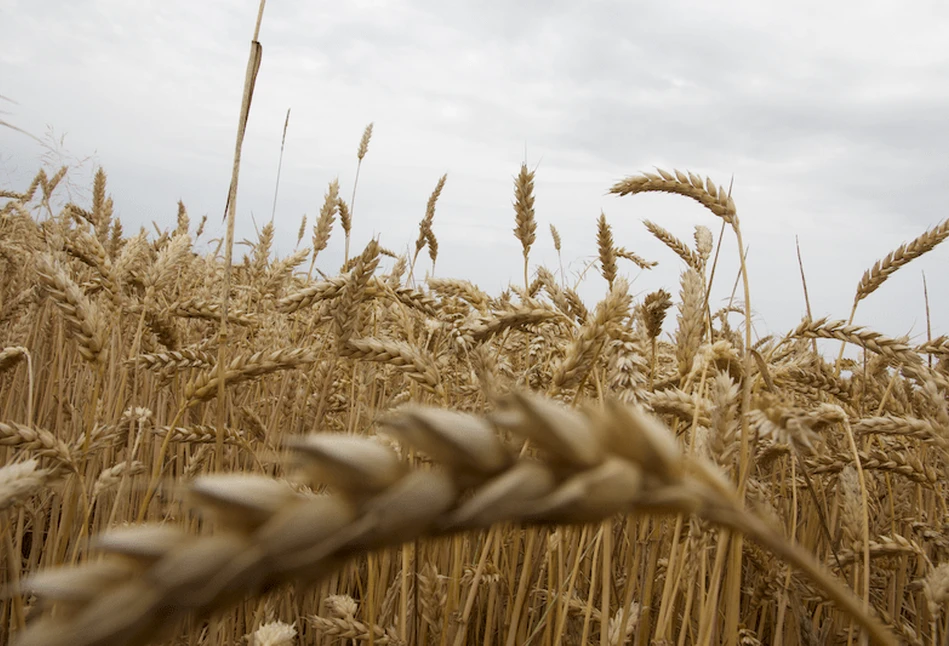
[3,0,949,338]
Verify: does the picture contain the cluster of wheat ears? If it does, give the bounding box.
[4,13,949,646]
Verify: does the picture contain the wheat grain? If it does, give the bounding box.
[246,620,296,646]
[642,290,672,340]
[413,174,446,265]
[93,461,146,498]
[339,337,440,393]
[615,247,657,270]
[0,459,49,513]
[513,163,537,290]
[0,346,27,374]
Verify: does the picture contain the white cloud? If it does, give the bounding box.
[2,0,948,340]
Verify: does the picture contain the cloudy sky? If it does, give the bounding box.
[3,0,949,343]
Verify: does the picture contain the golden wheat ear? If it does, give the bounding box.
[490,391,605,468]
[13,392,899,646]
[524,457,643,524]
[189,475,299,532]
[19,560,138,609]
[93,526,192,563]
[379,407,512,482]
[284,433,406,496]
[438,461,555,531]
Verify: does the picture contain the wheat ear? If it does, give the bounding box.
[513,163,537,291]
[835,217,949,371]
[0,346,28,375]
[14,392,897,646]
[610,169,735,224]
[643,219,701,271]
[597,212,617,289]
[34,254,107,364]
[854,217,949,306]
[345,122,373,263]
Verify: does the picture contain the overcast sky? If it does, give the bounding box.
[3,0,949,343]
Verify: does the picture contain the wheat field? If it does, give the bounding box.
[3,10,949,643]
[2,144,949,646]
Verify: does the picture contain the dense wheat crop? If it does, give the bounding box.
[3,10,949,640]
[2,145,949,646]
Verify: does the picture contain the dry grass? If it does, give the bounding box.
[3,22,949,646]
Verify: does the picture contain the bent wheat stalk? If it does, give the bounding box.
[14,393,897,646]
